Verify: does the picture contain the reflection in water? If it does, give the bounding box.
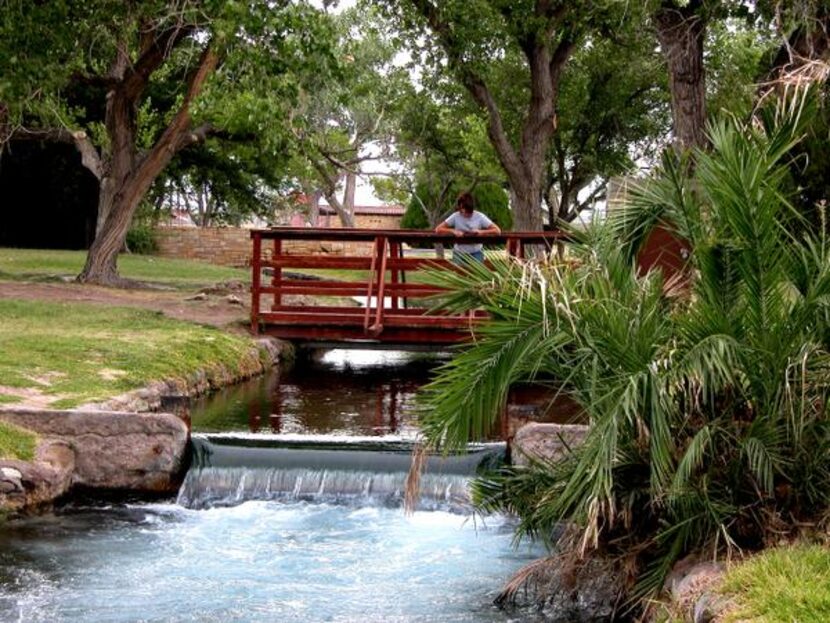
[190,349,445,438]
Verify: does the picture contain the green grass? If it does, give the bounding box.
[0,421,37,460]
[0,248,249,288]
[720,544,830,622]
[0,298,260,408]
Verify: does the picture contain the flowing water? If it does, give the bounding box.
[0,501,543,622]
[0,350,549,622]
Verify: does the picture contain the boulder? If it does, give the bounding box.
[512,422,589,466]
[663,558,729,623]
[0,407,188,494]
[0,439,75,512]
[502,555,628,622]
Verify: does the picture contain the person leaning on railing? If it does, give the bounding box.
[434,192,501,264]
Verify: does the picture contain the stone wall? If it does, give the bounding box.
[316,213,403,230]
[154,225,402,266]
[154,227,253,267]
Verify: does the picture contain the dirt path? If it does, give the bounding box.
[0,280,250,332]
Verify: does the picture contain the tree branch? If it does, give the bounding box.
[408,0,524,183]
[7,126,103,180]
[123,22,196,99]
[131,45,219,194]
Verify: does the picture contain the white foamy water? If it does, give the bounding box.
[0,501,542,622]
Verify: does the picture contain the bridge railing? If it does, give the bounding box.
[250,227,565,345]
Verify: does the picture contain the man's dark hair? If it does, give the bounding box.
[456,192,475,212]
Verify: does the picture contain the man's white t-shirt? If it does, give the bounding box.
[443,211,495,253]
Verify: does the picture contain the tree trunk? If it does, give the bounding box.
[343,171,356,220]
[510,178,545,231]
[78,45,218,285]
[80,189,141,285]
[309,189,322,226]
[410,0,575,232]
[654,1,707,154]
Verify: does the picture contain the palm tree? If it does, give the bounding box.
[414,89,830,607]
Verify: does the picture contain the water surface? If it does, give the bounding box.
[0,502,542,622]
[190,350,441,438]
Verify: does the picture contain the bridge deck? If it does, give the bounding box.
[250,228,564,348]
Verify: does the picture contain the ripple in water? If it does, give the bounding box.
[0,502,543,622]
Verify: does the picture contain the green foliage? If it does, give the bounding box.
[0,1,338,271]
[126,225,158,255]
[416,91,830,609]
[720,544,830,622]
[402,180,512,232]
[548,28,670,220]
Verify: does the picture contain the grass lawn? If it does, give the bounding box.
[719,543,830,622]
[0,248,249,289]
[0,298,261,409]
[0,421,37,461]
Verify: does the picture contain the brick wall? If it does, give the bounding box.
[153,225,399,266]
[154,227,253,266]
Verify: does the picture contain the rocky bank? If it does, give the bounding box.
[0,336,291,515]
[0,408,188,513]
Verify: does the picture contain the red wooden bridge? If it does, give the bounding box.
[249,228,564,349]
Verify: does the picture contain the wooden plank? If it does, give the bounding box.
[265,256,374,269]
[251,227,569,244]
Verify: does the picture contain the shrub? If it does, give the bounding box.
[126,224,158,255]
[414,91,830,609]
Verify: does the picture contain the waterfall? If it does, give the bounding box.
[177,435,505,512]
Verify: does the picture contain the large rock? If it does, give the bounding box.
[663,558,729,623]
[0,440,75,512]
[502,555,629,622]
[0,407,188,494]
[512,422,589,466]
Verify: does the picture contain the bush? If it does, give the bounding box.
[415,91,830,609]
[126,224,158,255]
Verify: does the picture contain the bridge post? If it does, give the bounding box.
[250,232,262,334]
[389,240,400,310]
[271,237,282,311]
[369,235,389,336]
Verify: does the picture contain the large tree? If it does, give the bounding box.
[382,0,638,231]
[0,1,334,285]
[546,32,669,224]
[286,6,409,228]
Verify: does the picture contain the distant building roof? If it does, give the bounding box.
[318,204,405,217]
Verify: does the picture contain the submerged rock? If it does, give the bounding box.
[511,422,589,466]
[500,555,629,622]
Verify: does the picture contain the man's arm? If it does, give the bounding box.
[436,217,464,237]
[481,222,501,235]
